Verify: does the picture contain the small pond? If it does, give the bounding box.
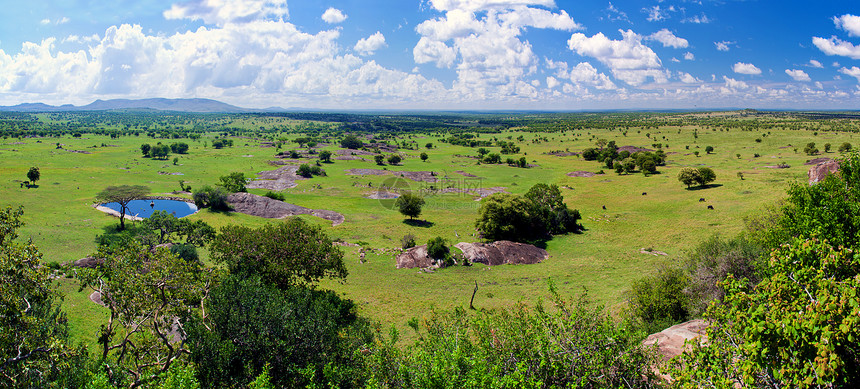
[100,199,198,219]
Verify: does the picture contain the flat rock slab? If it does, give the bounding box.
[344,168,438,182]
[642,319,709,362]
[455,240,548,266]
[395,245,436,269]
[227,192,344,226]
[248,165,305,191]
[567,171,599,178]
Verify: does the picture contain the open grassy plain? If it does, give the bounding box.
[2,111,857,344]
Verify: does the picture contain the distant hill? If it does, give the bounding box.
[0,98,253,113]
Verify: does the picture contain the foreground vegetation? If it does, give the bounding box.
[3,110,860,387]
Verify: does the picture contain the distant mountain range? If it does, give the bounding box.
[0,98,264,113]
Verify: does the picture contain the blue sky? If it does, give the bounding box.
[0,0,858,110]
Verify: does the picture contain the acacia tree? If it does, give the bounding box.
[77,241,216,388]
[95,185,151,230]
[394,192,425,220]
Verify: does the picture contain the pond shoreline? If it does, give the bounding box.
[93,197,198,220]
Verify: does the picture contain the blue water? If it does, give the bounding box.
[101,199,198,219]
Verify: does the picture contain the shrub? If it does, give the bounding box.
[263,191,285,201]
[192,186,230,211]
[401,234,416,249]
[625,267,692,334]
[387,154,402,165]
[170,243,199,263]
[426,237,450,263]
[374,155,385,165]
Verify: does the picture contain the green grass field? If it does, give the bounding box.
[2,112,855,345]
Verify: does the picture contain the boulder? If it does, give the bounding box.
[642,319,709,362]
[454,240,547,266]
[396,245,436,269]
[226,192,345,226]
[73,256,103,268]
[808,159,840,185]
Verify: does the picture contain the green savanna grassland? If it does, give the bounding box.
[2,110,857,346]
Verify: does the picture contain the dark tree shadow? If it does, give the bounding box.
[403,219,434,228]
[685,183,724,191]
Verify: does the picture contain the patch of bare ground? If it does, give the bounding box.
[158,171,184,175]
[226,192,344,226]
[567,171,600,178]
[65,149,92,154]
[764,163,790,169]
[640,248,669,256]
[248,165,305,191]
[345,168,390,176]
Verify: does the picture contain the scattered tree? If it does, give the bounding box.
[705,146,714,154]
[696,167,717,186]
[340,134,363,150]
[394,192,425,219]
[838,142,852,152]
[824,143,831,153]
[95,185,151,230]
[374,155,385,165]
[677,167,700,188]
[26,167,40,186]
[804,142,819,155]
[140,143,151,157]
[420,152,428,162]
[387,154,402,165]
[319,150,332,162]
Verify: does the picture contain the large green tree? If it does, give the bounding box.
[475,193,536,242]
[186,275,372,389]
[26,167,40,186]
[0,207,85,388]
[394,192,425,220]
[210,218,347,289]
[669,238,860,388]
[95,185,151,230]
[78,240,216,388]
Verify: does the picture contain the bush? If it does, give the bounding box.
[187,275,372,389]
[394,192,425,219]
[684,235,764,314]
[340,134,363,149]
[263,191,285,201]
[365,285,655,388]
[401,234,416,249]
[170,243,199,263]
[426,237,450,265]
[626,267,692,334]
[218,172,247,193]
[192,186,230,211]
[387,154,402,165]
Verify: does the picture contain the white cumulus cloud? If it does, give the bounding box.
[321,7,347,24]
[785,69,811,82]
[355,32,387,56]
[679,72,700,84]
[648,29,688,48]
[414,3,580,99]
[809,59,824,68]
[813,36,860,60]
[732,62,761,75]
[428,0,555,12]
[723,76,749,90]
[684,52,694,60]
[834,14,860,37]
[164,0,289,26]
[567,29,666,86]
[682,14,710,24]
[841,66,860,82]
[643,5,674,22]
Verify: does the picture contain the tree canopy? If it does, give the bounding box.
[394,192,425,219]
[210,218,347,289]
